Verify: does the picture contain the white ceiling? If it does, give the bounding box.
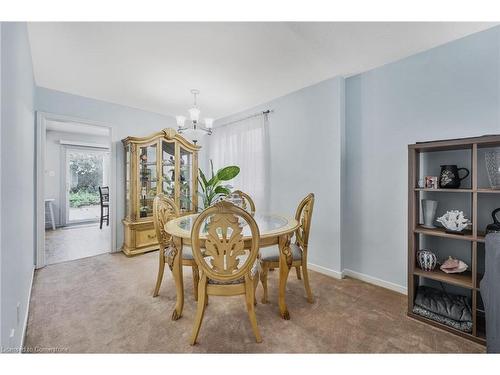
[28,22,497,119]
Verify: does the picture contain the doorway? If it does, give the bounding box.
[36,112,116,267]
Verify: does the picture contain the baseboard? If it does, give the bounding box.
[20,266,35,353]
[307,262,343,280]
[343,268,407,295]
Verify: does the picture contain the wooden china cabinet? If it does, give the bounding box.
[121,128,200,256]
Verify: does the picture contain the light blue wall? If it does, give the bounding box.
[35,87,178,251]
[344,26,500,290]
[1,22,36,350]
[214,77,345,273]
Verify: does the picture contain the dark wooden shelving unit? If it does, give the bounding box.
[408,135,500,345]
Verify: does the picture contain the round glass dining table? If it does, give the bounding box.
[164,213,299,320]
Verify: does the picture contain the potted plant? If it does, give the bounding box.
[198,160,240,209]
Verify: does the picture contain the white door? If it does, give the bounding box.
[62,146,110,225]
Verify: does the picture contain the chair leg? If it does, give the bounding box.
[245,277,262,343]
[106,207,109,226]
[153,254,165,297]
[260,263,269,304]
[100,205,103,229]
[295,265,302,280]
[302,260,313,303]
[192,265,199,301]
[190,275,207,345]
[253,273,259,306]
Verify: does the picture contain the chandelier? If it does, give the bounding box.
[176,89,213,144]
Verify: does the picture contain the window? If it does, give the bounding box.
[208,114,269,212]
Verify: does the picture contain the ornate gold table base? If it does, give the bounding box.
[168,232,295,321]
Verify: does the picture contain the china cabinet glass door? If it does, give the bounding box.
[179,146,193,212]
[161,141,176,199]
[138,141,158,218]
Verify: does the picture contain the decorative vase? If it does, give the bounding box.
[417,250,437,271]
[485,151,500,189]
[439,165,469,189]
[421,199,438,228]
[486,208,500,234]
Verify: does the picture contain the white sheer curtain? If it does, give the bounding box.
[208,113,270,212]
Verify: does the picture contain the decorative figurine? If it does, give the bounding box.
[437,210,471,234]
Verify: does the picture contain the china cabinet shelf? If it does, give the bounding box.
[408,134,500,345]
[414,188,472,193]
[122,128,200,256]
[414,225,474,241]
[407,312,485,345]
[413,268,473,289]
[477,188,500,194]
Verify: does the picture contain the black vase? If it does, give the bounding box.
[486,208,500,234]
[439,165,469,189]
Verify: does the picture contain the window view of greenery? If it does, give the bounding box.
[69,152,104,208]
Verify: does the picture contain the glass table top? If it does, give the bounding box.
[168,213,297,238]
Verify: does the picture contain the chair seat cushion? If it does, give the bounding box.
[207,259,259,285]
[164,245,194,260]
[260,243,302,262]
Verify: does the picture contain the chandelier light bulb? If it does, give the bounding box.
[176,115,186,128]
[189,107,200,122]
[204,118,214,129]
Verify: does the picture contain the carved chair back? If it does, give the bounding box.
[153,194,179,252]
[191,201,260,283]
[294,193,315,250]
[226,190,256,214]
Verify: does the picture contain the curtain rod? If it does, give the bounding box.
[217,109,273,128]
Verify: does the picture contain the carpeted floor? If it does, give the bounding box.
[24,251,484,353]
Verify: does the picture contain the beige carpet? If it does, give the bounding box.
[25,251,484,353]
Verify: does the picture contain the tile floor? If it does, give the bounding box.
[45,223,110,265]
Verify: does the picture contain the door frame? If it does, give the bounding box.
[61,145,110,226]
[35,112,117,269]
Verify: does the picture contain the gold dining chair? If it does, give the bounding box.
[260,193,315,304]
[228,190,256,214]
[152,194,200,301]
[190,201,262,345]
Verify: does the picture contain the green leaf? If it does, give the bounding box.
[214,186,231,195]
[207,174,219,187]
[216,166,240,181]
[198,168,208,192]
[210,159,215,179]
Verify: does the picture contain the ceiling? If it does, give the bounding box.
[28,22,497,120]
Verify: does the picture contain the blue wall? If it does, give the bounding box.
[1,22,36,351]
[344,26,500,290]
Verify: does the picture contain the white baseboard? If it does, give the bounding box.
[307,262,343,280]
[20,266,35,352]
[343,268,407,295]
